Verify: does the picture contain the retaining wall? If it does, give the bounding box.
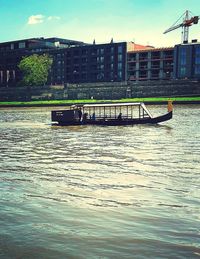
[0,80,200,101]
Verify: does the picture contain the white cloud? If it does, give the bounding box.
[28,15,45,25]
[47,16,61,21]
[27,15,61,25]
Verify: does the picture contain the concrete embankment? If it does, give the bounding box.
[0,80,199,103]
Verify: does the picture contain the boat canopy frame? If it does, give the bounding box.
[71,103,153,121]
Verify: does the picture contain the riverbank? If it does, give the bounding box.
[0,96,200,107]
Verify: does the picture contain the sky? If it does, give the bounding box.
[0,0,200,47]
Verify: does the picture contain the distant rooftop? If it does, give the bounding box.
[0,37,85,45]
[0,37,86,52]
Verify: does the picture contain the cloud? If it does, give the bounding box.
[28,15,45,25]
[47,16,61,21]
[27,15,61,25]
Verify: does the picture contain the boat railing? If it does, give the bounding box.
[85,114,151,121]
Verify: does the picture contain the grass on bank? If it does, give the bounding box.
[0,96,200,107]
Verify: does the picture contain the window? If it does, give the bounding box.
[118,63,122,70]
[19,42,25,49]
[98,48,104,55]
[195,46,200,56]
[97,64,104,70]
[118,70,122,79]
[97,56,104,63]
[97,72,104,79]
[91,49,97,55]
[194,65,200,75]
[195,56,200,65]
[118,45,123,54]
[118,54,122,62]
[180,67,186,77]
[0,71,3,83]
[180,47,186,65]
[82,49,87,55]
[195,47,200,65]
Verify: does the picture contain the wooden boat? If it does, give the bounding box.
[51,101,173,126]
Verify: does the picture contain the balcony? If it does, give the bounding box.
[139,66,148,70]
[163,65,173,70]
[151,57,160,60]
[163,55,173,60]
[151,65,160,69]
[128,58,136,62]
[139,57,148,61]
[138,76,148,80]
[128,67,136,71]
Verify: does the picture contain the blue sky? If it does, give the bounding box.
[0,0,200,47]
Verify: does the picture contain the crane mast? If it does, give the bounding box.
[182,10,189,43]
[164,10,199,43]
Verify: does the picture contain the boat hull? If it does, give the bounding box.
[53,111,172,126]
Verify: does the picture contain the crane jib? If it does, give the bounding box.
[163,10,199,43]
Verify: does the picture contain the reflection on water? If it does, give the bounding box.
[0,105,200,258]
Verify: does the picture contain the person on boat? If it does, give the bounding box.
[78,108,82,122]
[82,113,88,122]
[118,112,122,120]
[92,112,96,120]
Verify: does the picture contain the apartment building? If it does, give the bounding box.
[127,47,174,81]
[0,37,127,87]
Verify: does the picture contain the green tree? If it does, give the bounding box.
[18,54,53,86]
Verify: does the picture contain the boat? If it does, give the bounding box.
[51,101,173,126]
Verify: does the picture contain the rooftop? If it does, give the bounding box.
[128,46,174,53]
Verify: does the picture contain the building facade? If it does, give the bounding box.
[127,47,174,81]
[0,37,200,88]
[173,41,200,80]
[0,37,85,87]
[0,37,127,87]
[49,42,127,85]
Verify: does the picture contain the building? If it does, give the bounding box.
[0,37,200,88]
[127,40,200,82]
[173,40,200,80]
[0,37,87,87]
[48,42,127,85]
[127,45,174,81]
[0,37,127,87]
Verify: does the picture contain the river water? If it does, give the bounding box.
[0,105,200,258]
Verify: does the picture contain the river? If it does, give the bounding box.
[0,104,200,258]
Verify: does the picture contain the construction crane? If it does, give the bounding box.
[163,10,199,43]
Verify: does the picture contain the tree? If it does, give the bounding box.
[18,54,53,86]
